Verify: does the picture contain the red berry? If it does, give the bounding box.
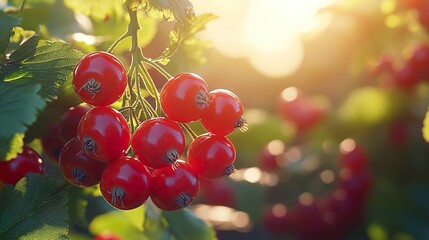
[321,189,364,230]
[259,139,286,172]
[131,117,185,169]
[160,73,209,123]
[199,178,236,207]
[73,51,127,106]
[393,63,418,89]
[0,146,44,185]
[338,168,373,202]
[100,156,152,210]
[150,160,199,211]
[277,87,324,132]
[59,137,108,187]
[58,104,92,142]
[292,194,324,235]
[94,232,122,240]
[78,106,130,162]
[409,43,429,79]
[261,203,294,235]
[41,124,65,163]
[200,89,246,136]
[187,133,236,179]
[339,139,368,172]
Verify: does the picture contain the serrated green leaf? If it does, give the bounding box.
[9,35,39,62]
[123,0,194,25]
[156,13,217,65]
[64,0,125,21]
[422,108,429,143]
[4,133,24,160]
[89,209,146,240]
[163,209,216,240]
[2,40,84,100]
[0,174,69,240]
[0,82,45,159]
[0,11,21,53]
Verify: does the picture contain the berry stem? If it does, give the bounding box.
[180,123,198,140]
[142,58,172,80]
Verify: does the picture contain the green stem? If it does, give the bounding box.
[139,62,161,114]
[20,0,27,11]
[142,58,172,80]
[107,31,131,53]
[180,123,198,140]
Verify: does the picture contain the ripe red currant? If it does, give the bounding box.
[94,233,122,240]
[100,156,152,210]
[187,133,236,179]
[200,89,246,136]
[78,106,130,162]
[409,43,429,79]
[41,124,65,163]
[322,189,364,230]
[199,178,236,207]
[393,63,418,89]
[160,73,209,123]
[0,146,44,185]
[277,87,324,132]
[131,117,185,169]
[261,204,293,235]
[259,139,286,172]
[59,103,92,142]
[150,160,199,211]
[59,137,108,187]
[338,169,373,202]
[73,51,127,106]
[339,139,368,172]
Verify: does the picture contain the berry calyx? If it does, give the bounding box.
[187,133,236,179]
[131,117,185,169]
[160,73,210,123]
[73,51,127,106]
[59,137,108,187]
[150,160,199,211]
[200,89,246,136]
[77,106,130,162]
[100,156,152,210]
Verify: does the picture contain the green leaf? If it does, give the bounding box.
[0,82,45,159]
[64,0,125,21]
[143,201,171,240]
[0,174,69,240]
[0,11,21,53]
[422,108,429,143]
[2,40,84,100]
[89,208,146,240]
[163,209,216,240]
[9,35,39,62]
[123,0,195,25]
[156,13,218,65]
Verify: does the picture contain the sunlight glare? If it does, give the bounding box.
[191,0,334,77]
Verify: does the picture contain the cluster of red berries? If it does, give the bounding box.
[371,43,429,90]
[260,139,373,239]
[46,51,245,211]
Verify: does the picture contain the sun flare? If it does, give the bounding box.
[192,0,335,77]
